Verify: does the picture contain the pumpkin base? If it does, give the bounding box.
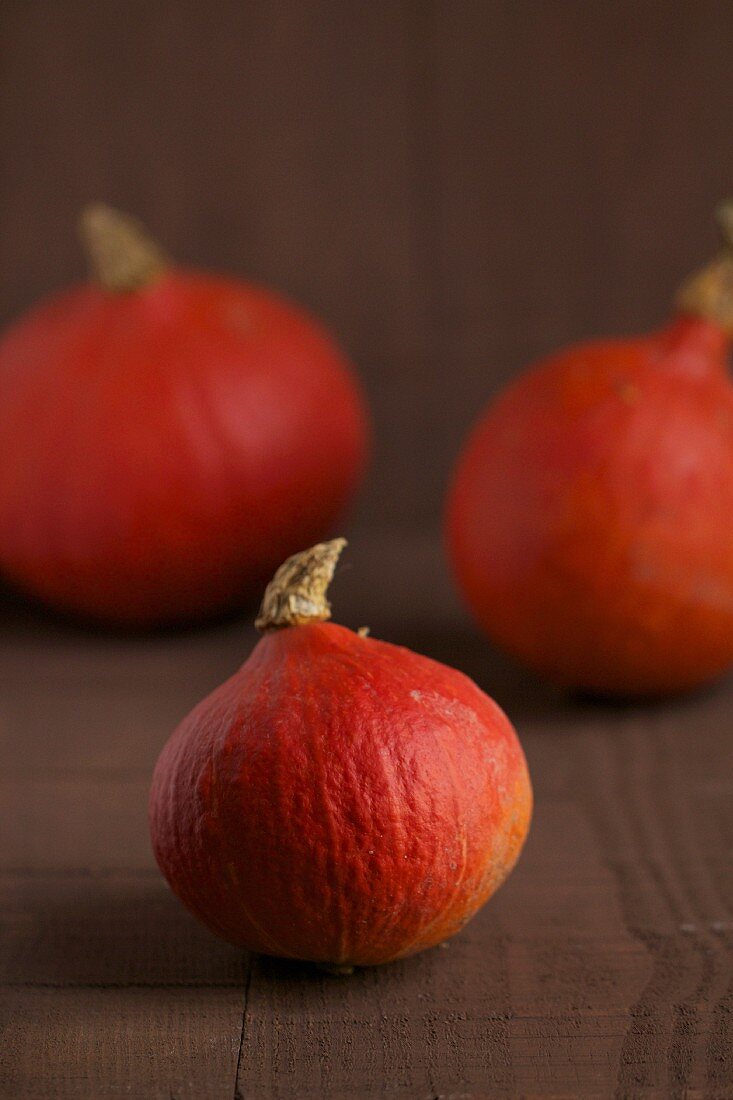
[315,962,356,977]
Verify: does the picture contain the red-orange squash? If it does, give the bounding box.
[447,204,733,696]
[0,206,368,625]
[149,540,532,968]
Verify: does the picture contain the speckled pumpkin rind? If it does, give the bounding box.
[149,621,532,966]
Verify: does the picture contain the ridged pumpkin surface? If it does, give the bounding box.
[150,621,531,966]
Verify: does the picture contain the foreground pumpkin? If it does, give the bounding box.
[149,540,532,969]
[0,206,367,625]
[447,202,733,697]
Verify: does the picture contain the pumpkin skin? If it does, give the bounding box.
[0,212,368,626]
[447,313,733,697]
[149,613,531,967]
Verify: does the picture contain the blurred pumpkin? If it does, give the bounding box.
[0,205,368,625]
[447,202,733,696]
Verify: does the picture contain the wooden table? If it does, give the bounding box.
[2,537,732,1098]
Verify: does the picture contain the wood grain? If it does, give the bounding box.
[1,536,732,1097]
[0,988,244,1100]
[2,0,733,1095]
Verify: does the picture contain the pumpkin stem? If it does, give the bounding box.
[255,538,347,632]
[675,199,733,333]
[79,204,167,292]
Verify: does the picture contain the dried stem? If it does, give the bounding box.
[255,539,347,632]
[80,204,167,292]
[676,199,733,332]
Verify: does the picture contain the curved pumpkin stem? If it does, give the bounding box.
[676,200,733,334]
[79,204,167,292]
[255,538,347,632]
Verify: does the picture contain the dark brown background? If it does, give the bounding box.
[4,0,733,535]
[2,2,733,1098]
